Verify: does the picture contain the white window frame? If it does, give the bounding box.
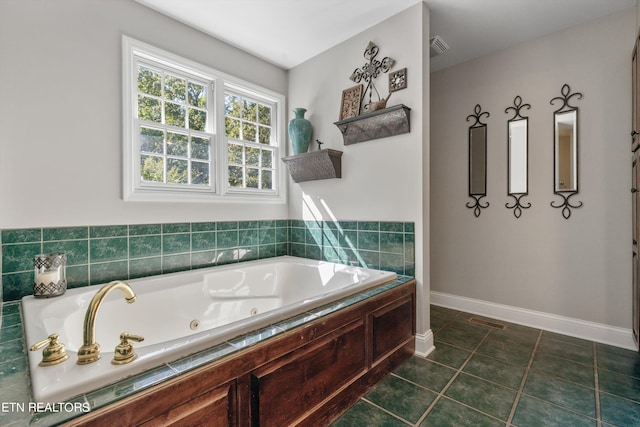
[223,85,279,196]
[122,36,286,203]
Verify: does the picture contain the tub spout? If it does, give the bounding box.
[77,281,136,365]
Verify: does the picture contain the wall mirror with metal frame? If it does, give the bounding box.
[505,96,531,218]
[550,83,583,219]
[466,104,490,217]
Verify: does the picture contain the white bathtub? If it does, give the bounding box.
[22,256,397,403]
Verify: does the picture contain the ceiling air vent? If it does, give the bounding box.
[430,36,449,57]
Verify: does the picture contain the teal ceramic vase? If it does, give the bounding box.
[288,108,312,154]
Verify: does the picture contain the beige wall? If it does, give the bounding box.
[431,10,635,328]
[0,0,289,228]
[287,3,431,347]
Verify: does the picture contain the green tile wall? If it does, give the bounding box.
[289,220,415,276]
[1,219,415,302]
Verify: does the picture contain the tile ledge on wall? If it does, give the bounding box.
[430,291,637,351]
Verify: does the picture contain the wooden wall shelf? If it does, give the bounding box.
[281,149,343,183]
[334,104,411,145]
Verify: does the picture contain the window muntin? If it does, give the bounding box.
[224,91,276,191]
[136,62,213,189]
[137,65,208,131]
[139,126,212,186]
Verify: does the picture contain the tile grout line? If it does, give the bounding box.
[413,326,492,426]
[359,397,413,426]
[429,309,463,335]
[506,329,543,426]
[86,226,92,286]
[437,395,508,425]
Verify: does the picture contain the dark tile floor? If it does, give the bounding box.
[332,305,640,426]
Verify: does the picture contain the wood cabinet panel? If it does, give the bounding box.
[372,294,415,362]
[250,320,366,427]
[70,372,236,427]
[140,381,235,427]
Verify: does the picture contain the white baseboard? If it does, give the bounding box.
[415,329,435,357]
[431,291,637,351]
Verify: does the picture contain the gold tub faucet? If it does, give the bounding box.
[77,280,136,365]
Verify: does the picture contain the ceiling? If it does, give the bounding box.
[135,0,637,72]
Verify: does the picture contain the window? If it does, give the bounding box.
[137,65,212,188]
[225,91,275,191]
[122,36,285,203]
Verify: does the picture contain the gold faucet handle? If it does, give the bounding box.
[30,333,69,367]
[112,332,144,365]
[121,332,144,342]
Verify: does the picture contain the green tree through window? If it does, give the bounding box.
[224,92,275,190]
[124,36,283,201]
[137,64,211,186]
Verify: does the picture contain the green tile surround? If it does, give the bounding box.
[1,219,415,302]
[288,219,415,276]
[0,218,415,424]
[0,220,415,426]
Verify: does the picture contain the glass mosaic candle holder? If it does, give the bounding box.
[33,253,67,298]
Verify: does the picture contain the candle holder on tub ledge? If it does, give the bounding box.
[33,252,67,298]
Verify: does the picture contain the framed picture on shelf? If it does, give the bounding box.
[389,68,407,92]
[339,84,363,120]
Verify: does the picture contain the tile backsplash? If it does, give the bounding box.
[1,219,414,302]
[288,219,414,276]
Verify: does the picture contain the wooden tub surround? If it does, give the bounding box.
[63,279,416,426]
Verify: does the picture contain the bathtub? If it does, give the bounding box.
[22,256,397,403]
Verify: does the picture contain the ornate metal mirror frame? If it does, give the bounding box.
[466,104,490,217]
[550,83,583,219]
[505,96,531,218]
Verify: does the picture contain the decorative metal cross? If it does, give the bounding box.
[349,41,395,107]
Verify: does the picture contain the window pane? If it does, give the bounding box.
[167,158,188,183]
[137,66,161,96]
[165,102,186,127]
[228,143,243,165]
[191,161,209,185]
[138,96,161,122]
[189,109,206,131]
[258,104,271,125]
[246,147,259,166]
[225,94,240,117]
[192,136,210,160]
[228,165,243,187]
[242,122,256,142]
[258,126,271,144]
[242,100,257,121]
[226,117,240,139]
[261,170,273,190]
[140,127,164,154]
[141,155,164,182]
[164,75,186,103]
[188,83,206,108]
[246,168,259,188]
[167,132,188,157]
[261,149,273,168]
